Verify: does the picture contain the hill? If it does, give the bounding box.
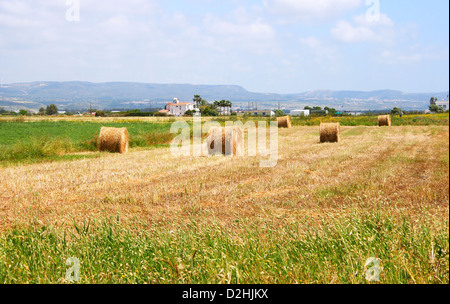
[0,81,447,112]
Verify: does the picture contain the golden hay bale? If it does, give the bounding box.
[98,127,129,154]
[320,123,340,143]
[277,116,292,128]
[378,115,391,127]
[206,126,243,156]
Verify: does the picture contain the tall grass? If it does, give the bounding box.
[0,137,75,163]
[0,121,175,165]
[0,212,447,284]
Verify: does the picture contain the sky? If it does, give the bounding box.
[0,0,448,94]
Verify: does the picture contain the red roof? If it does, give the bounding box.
[166,102,193,106]
[159,109,170,113]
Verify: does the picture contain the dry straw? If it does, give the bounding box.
[98,127,129,154]
[320,123,340,143]
[206,126,243,156]
[378,115,392,127]
[277,116,292,128]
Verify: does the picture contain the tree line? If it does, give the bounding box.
[185,95,233,116]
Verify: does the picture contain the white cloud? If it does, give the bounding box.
[381,51,422,63]
[206,17,275,41]
[331,20,379,42]
[203,8,276,51]
[380,44,449,65]
[353,13,394,27]
[331,13,394,43]
[300,36,339,66]
[265,0,362,23]
[300,36,320,48]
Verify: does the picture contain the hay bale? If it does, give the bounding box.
[98,127,129,154]
[277,116,292,128]
[378,115,391,127]
[206,126,243,156]
[320,123,340,143]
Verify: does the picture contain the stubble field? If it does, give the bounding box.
[0,117,448,284]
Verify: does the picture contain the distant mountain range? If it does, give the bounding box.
[0,81,448,112]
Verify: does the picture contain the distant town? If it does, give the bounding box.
[1,94,448,118]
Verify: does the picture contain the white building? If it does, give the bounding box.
[163,98,196,116]
[217,106,232,116]
[290,109,310,117]
[436,99,449,111]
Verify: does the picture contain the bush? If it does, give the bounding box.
[274,109,284,117]
[153,112,168,117]
[124,112,153,117]
[430,105,444,113]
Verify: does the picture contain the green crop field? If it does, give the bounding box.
[290,113,450,126]
[0,120,174,166]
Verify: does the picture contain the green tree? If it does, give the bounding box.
[429,104,443,113]
[430,97,437,106]
[304,106,312,110]
[391,107,403,115]
[38,107,45,115]
[324,107,337,115]
[202,106,218,116]
[213,100,232,108]
[193,95,207,107]
[274,109,285,117]
[19,109,28,115]
[45,104,58,115]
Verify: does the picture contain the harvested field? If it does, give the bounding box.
[0,125,448,284]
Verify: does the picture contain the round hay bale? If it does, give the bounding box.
[98,127,129,154]
[206,126,243,156]
[320,123,340,143]
[277,116,292,128]
[378,115,391,127]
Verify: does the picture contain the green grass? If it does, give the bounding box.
[0,121,175,165]
[0,212,447,284]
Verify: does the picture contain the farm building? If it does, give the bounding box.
[163,98,197,116]
[217,106,232,116]
[436,100,449,111]
[291,109,310,117]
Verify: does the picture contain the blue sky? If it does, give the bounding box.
[0,0,448,93]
